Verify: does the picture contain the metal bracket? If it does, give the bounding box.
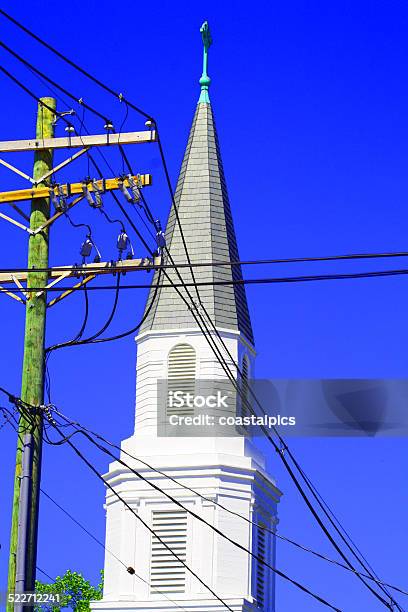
[33,148,90,186]
[32,194,85,235]
[0,285,25,305]
[0,147,90,187]
[11,275,29,299]
[0,211,33,234]
[0,157,34,183]
[35,271,72,299]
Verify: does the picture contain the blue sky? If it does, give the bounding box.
[0,0,407,610]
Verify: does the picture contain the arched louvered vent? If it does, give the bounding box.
[167,343,196,416]
[256,524,267,608]
[150,510,188,594]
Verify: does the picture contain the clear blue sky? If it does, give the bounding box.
[0,1,407,610]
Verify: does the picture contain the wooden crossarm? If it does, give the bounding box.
[0,130,156,152]
[0,257,161,285]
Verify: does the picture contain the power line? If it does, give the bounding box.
[0,64,70,126]
[38,489,192,612]
[37,489,192,610]
[0,249,402,608]
[3,250,408,276]
[164,274,399,610]
[6,392,403,600]
[0,41,109,123]
[54,141,398,608]
[3,267,408,295]
[0,9,220,308]
[11,186,400,603]
[42,410,342,611]
[65,153,402,610]
[47,404,408,598]
[36,566,55,583]
[0,9,152,121]
[142,239,399,609]
[45,418,236,612]
[0,17,399,606]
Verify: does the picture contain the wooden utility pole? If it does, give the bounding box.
[7,98,56,608]
[1,96,159,609]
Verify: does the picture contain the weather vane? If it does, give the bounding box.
[199,21,212,103]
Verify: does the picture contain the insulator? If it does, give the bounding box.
[154,219,166,250]
[82,182,96,207]
[126,241,134,260]
[127,175,142,202]
[51,184,68,212]
[118,178,133,203]
[117,230,130,253]
[92,179,105,208]
[92,239,102,263]
[80,237,93,259]
[156,231,166,249]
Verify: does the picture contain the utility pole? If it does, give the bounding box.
[1,97,158,609]
[7,97,56,610]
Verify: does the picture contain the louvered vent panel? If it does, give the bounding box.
[150,511,188,594]
[241,356,250,417]
[256,524,266,608]
[167,344,196,416]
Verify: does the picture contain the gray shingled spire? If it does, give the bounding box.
[140,101,254,346]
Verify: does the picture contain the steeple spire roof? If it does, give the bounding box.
[140,23,254,346]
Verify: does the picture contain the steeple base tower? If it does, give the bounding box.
[92,436,280,612]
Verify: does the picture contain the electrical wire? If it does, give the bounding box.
[44,286,89,402]
[5,389,403,601]
[39,488,202,612]
[56,116,402,606]
[30,37,395,605]
[43,411,342,611]
[0,67,398,605]
[3,251,408,275]
[124,216,399,612]
[63,210,92,236]
[44,418,236,612]
[46,272,121,353]
[0,40,109,122]
[0,20,400,606]
[0,64,69,125]
[0,9,153,121]
[159,257,400,610]
[98,208,124,231]
[47,404,408,598]
[3,266,408,294]
[36,567,55,583]
[0,405,19,432]
[92,160,399,612]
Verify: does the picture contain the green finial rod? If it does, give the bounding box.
[199,21,212,104]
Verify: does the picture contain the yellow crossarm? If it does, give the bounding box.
[0,174,152,204]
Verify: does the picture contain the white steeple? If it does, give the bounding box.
[92,23,281,612]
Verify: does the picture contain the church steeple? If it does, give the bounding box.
[94,24,280,612]
[140,22,254,346]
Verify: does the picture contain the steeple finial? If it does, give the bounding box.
[199,21,212,103]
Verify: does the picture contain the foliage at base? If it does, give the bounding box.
[35,569,103,611]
